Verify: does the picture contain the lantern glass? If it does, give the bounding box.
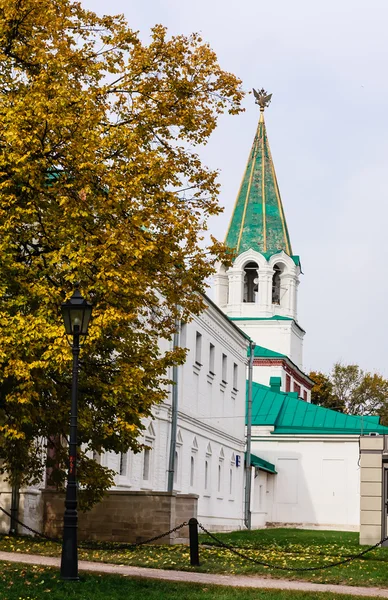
[61,290,92,336]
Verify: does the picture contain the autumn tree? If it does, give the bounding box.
[310,363,388,425]
[309,370,343,411]
[0,0,243,507]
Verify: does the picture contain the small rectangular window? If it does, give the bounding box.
[222,354,227,383]
[195,332,202,365]
[173,450,179,484]
[286,375,291,392]
[209,343,215,374]
[143,448,150,480]
[233,363,238,390]
[205,460,208,490]
[119,452,127,476]
[303,390,308,402]
[294,382,301,397]
[190,456,195,487]
[229,468,233,495]
[180,322,187,348]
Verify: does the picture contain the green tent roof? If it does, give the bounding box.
[247,452,277,474]
[249,381,388,435]
[225,111,294,260]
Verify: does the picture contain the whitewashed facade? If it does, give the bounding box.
[250,432,361,530]
[104,296,250,531]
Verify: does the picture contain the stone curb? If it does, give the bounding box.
[0,550,388,598]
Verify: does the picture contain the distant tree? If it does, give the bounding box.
[351,373,388,424]
[310,363,388,424]
[309,370,344,411]
[331,363,363,414]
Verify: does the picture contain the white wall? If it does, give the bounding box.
[251,435,360,530]
[106,298,249,531]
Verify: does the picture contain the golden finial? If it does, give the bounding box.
[253,88,272,112]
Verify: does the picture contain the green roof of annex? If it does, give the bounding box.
[247,381,388,435]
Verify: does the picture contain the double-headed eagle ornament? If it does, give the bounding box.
[253,88,272,111]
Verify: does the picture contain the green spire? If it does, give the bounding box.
[225,90,292,258]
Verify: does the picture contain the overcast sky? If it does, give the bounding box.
[84,0,388,377]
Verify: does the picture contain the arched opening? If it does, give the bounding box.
[272,264,282,305]
[243,262,259,303]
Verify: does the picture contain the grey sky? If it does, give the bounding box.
[84,0,388,377]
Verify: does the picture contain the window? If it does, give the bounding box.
[230,453,235,497]
[222,354,227,384]
[190,456,195,487]
[286,375,291,392]
[303,390,308,402]
[233,363,238,391]
[142,423,155,484]
[205,443,212,493]
[180,322,187,348]
[173,451,179,484]
[294,382,301,397]
[272,264,282,304]
[119,452,127,476]
[143,449,150,480]
[195,332,202,365]
[209,343,215,374]
[190,437,198,488]
[218,448,224,495]
[243,262,259,303]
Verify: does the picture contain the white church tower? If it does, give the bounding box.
[215,90,312,398]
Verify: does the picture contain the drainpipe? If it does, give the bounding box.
[9,480,20,536]
[244,340,255,529]
[167,318,180,493]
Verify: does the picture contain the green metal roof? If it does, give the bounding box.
[249,382,388,435]
[251,345,286,359]
[230,316,293,322]
[247,452,277,474]
[225,112,293,259]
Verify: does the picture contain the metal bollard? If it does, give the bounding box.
[188,518,200,566]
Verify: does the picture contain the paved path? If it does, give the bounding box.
[1,550,388,598]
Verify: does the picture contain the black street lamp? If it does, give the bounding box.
[60,289,92,581]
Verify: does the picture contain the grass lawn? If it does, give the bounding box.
[0,562,382,600]
[0,528,388,589]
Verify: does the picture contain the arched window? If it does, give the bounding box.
[243,262,259,303]
[272,264,282,304]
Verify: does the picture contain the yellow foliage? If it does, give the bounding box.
[0,0,243,503]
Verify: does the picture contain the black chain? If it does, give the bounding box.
[0,506,62,543]
[0,505,187,551]
[197,521,388,572]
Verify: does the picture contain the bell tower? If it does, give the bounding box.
[215,90,304,369]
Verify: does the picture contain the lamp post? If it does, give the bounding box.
[60,289,92,581]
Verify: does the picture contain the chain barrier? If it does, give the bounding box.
[0,505,188,551]
[197,521,388,572]
[2,503,388,572]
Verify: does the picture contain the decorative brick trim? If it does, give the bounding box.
[253,358,313,390]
